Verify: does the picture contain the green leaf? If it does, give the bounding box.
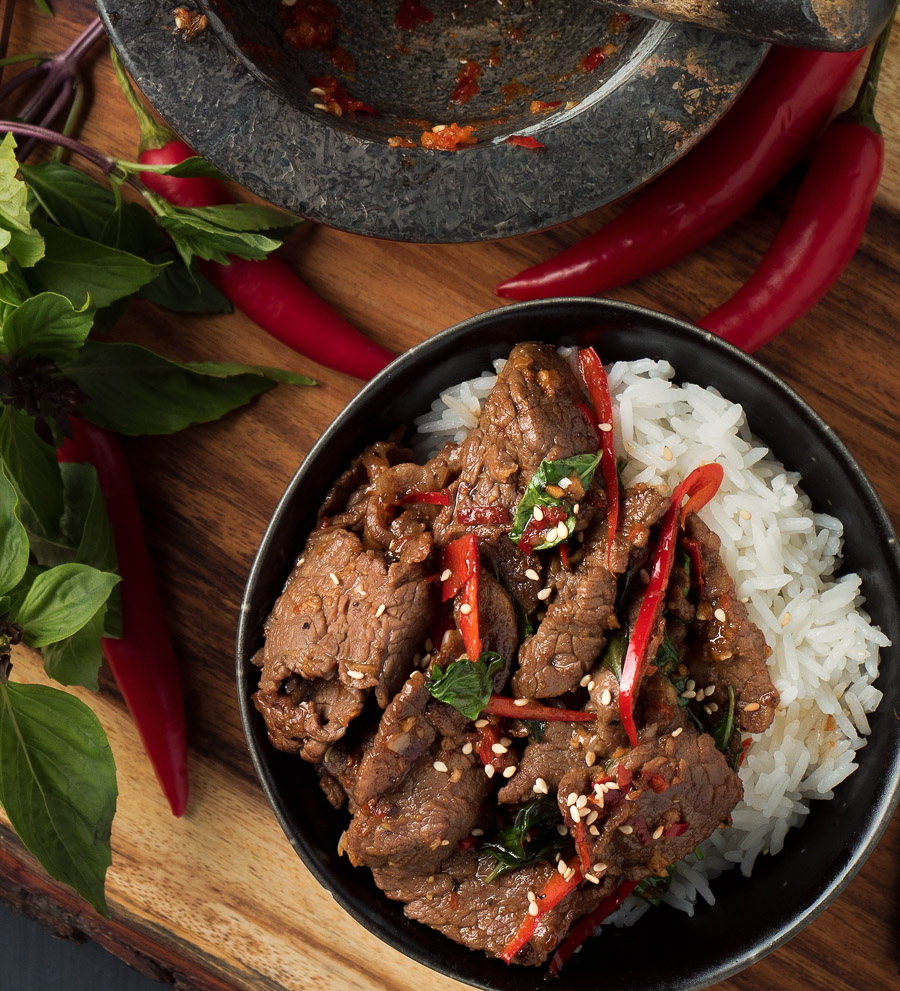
[177,202,297,233]
[712,685,736,753]
[2,291,93,358]
[481,796,567,883]
[28,223,167,309]
[99,201,167,257]
[155,213,282,268]
[425,652,503,721]
[12,563,119,648]
[600,628,627,682]
[523,719,546,744]
[17,163,117,242]
[634,864,677,907]
[509,452,603,552]
[0,405,64,538]
[60,340,314,435]
[109,44,179,156]
[0,681,116,916]
[41,604,105,690]
[0,466,29,596]
[138,255,233,314]
[129,156,229,181]
[652,631,679,676]
[0,263,30,308]
[0,135,45,273]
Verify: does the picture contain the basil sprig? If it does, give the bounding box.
[482,795,568,883]
[425,652,503,721]
[509,452,602,552]
[712,685,737,753]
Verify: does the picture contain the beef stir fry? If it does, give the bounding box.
[253,342,778,967]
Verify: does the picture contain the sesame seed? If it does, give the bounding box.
[598,423,613,432]
[309,87,326,96]
[744,702,761,712]
[686,679,696,691]
[501,737,512,746]
[432,124,447,132]
[575,795,588,809]
[580,674,591,687]
[714,608,727,622]
[584,873,599,884]
[564,867,576,882]
[440,569,452,581]
[557,859,567,875]
[556,823,568,836]
[533,506,544,521]
[527,890,537,904]
[605,781,619,791]
[375,604,386,618]
[704,704,713,715]
[570,806,581,822]
[537,587,552,601]
[525,568,540,581]
[585,810,598,826]
[566,792,578,806]
[600,688,612,706]
[585,751,596,767]
[346,670,364,679]
[652,825,664,840]
[491,743,508,754]
[740,509,752,520]
[573,503,580,515]
[485,764,495,778]
[589,825,600,836]
[460,603,472,615]
[708,702,719,713]
[534,777,549,795]
[587,680,595,692]
[513,698,528,707]
[681,690,696,699]
[471,828,484,836]
[780,612,792,627]
[329,572,340,585]
[544,529,558,542]
[593,862,606,874]
[618,825,633,835]
[475,718,489,728]
[706,685,716,694]
[313,103,330,112]
[695,688,706,701]
[556,522,569,541]
[441,839,450,846]
[672,727,683,737]
[663,446,673,461]
[433,760,448,772]
[298,557,306,565]
[528,901,539,916]
[425,639,434,651]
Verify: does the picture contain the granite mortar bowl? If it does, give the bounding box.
[236,298,900,990]
[99,0,765,241]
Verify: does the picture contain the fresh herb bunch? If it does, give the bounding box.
[0,118,313,916]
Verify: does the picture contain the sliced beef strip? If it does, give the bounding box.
[433,342,596,548]
[253,674,368,762]
[581,727,742,881]
[260,527,436,707]
[318,440,414,532]
[379,849,614,966]
[682,516,779,734]
[481,537,543,615]
[344,748,490,875]
[497,720,582,805]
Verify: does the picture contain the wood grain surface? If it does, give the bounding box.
[2,2,899,990]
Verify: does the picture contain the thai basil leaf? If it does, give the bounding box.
[138,255,233,314]
[0,406,64,538]
[482,796,567,883]
[58,341,315,436]
[601,629,627,681]
[634,864,676,906]
[12,563,119,648]
[154,213,283,269]
[18,163,117,242]
[41,603,106,690]
[0,466,28,596]
[174,202,298,233]
[711,685,736,753]
[425,652,503,721]
[2,291,93,359]
[509,452,602,552]
[0,136,45,273]
[524,720,546,744]
[99,201,168,258]
[129,156,229,181]
[0,681,117,917]
[653,632,680,676]
[28,223,167,309]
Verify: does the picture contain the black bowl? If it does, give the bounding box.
[236,298,900,991]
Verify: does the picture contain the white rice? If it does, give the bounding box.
[414,355,888,924]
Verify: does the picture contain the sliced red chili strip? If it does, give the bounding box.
[633,815,653,847]
[485,695,595,723]
[397,490,450,506]
[457,505,510,525]
[663,822,690,838]
[500,858,583,964]
[517,505,568,556]
[573,821,592,873]
[441,533,478,601]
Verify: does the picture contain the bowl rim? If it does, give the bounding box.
[236,297,900,990]
[98,1,766,243]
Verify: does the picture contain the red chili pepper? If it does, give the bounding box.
[456,505,510,526]
[397,490,450,506]
[738,737,752,767]
[632,815,653,847]
[441,534,481,658]
[458,834,479,851]
[504,135,545,150]
[517,504,568,556]
[663,822,690,838]
[618,463,724,747]
[484,695,595,722]
[573,820,592,873]
[698,17,892,352]
[139,142,395,380]
[577,348,618,569]
[495,46,865,301]
[501,858,583,964]
[477,722,502,767]
[644,771,669,794]
[57,420,188,816]
[548,879,638,975]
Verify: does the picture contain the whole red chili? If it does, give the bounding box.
[495,46,864,301]
[57,420,189,817]
[698,15,892,352]
[619,463,724,747]
[139,142,396,380]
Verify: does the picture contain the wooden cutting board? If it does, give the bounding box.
[3,3,898,989]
